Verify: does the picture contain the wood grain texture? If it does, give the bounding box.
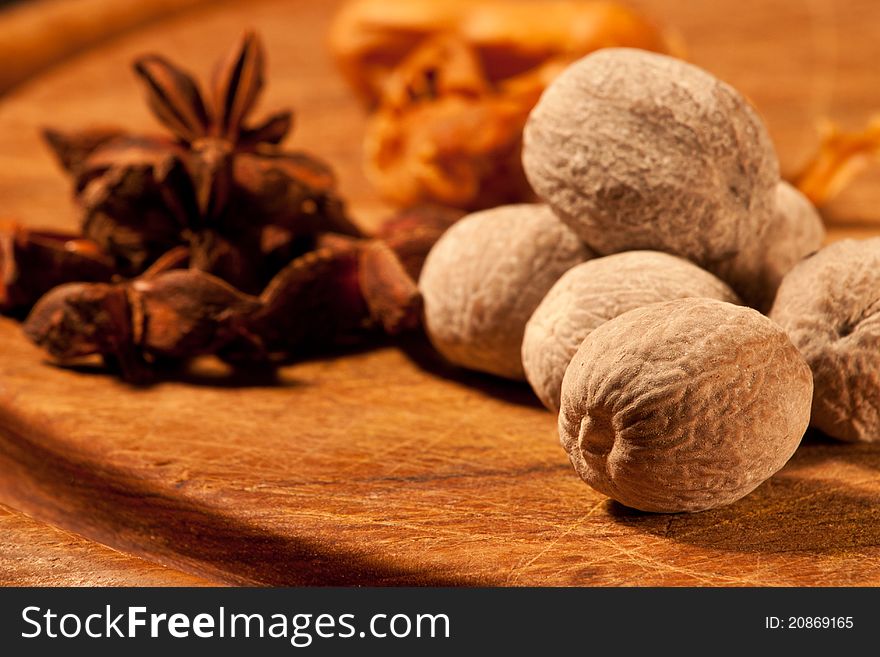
[0,503,210,586]
[1,0,880,586]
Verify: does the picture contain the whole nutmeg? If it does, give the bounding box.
[522,48,779,303]
[751,181,825,311]
[770,238,880,443]
[559,298,812,513]
[419,203,591,379]
[719,182,824,311]
[522,251,740,412]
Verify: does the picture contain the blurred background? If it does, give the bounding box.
[1,0,879,229]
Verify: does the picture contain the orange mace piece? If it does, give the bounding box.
[794,116,880,208]
[329,0,680,210]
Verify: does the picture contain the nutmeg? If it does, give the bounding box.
[419,204,591,379]
[770,238,880,443]
[522,251,740,412]
[522,48,780,305]
[559,298,812,512]
[752,181,825,311]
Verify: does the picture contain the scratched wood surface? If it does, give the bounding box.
[1,0,880,586]
[0,503,210,586]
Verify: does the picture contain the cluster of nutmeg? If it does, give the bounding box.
[419,49,880,513]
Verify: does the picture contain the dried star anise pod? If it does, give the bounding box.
[372,203,465,280]
[226,207,462,363]
[44,31,358,293]
[22,206,459,381]
[0,220,117,314]
[252,232,420,359]
[24,246,263,382]
[14,29,464,381]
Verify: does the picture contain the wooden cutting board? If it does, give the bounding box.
[0,503,210,586]
[1,0,880,586]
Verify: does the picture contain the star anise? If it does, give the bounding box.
[0,220,117,314]
[24,246,263,383]
[8,32,464,382]
[44,31,359,293]
[23,206,462,382]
